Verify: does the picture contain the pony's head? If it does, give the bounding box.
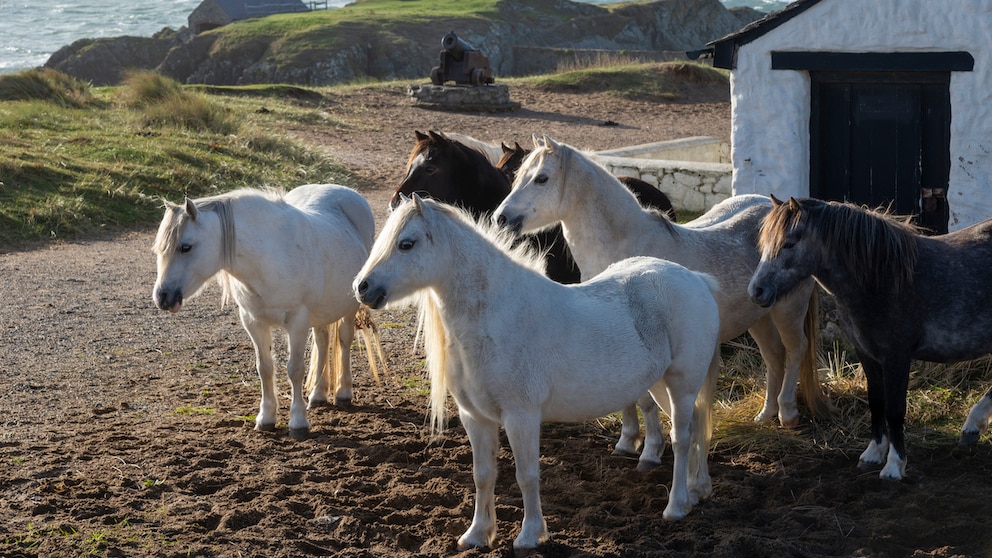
[152,197,234,313]
[389,131,510,215]
[493,135,570,235]
[355,194,447,310]
[495,141,528,183]
[748,195,919,307]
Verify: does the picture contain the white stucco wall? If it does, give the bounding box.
[730,0,992,230]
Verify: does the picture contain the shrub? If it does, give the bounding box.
[0,68,93,107]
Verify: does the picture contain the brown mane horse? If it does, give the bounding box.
[749,196,992,481]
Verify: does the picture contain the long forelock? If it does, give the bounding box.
[152,195,240,270]
[153,202,187,257]
[406,138,430,171]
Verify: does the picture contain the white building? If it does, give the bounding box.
[706,0,990,233]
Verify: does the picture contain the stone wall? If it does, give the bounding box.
[591,137,732,213]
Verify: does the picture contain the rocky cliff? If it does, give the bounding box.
[45,0,762,87]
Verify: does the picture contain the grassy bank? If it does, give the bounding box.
[0,62,726,248]
[0,70,350,248]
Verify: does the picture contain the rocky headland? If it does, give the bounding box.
[44,0,761,86]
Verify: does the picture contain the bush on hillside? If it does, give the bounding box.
[0,68,93,107]
[121,71,237,135]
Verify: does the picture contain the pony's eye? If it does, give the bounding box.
[535,174,548,185]
[425,164,438,175]
[179,243,192,254]
[398,239,416,251]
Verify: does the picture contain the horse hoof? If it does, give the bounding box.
[288,427,311,440]
[856,459,880,472]
[611,447,640,459]
[254,422,276,432]
[960,430,981,446]
[636,459,663,472]
[307,398,329,410]
[335,397,353,408]
[779,416,800,429]
[753,410,777,423]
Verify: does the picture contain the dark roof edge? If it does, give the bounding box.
[708,0,826,69]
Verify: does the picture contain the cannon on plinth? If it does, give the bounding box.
[430,31,494,87]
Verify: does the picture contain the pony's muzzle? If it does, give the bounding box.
[354,279,387,310]
[747,283,775,308]
[495,212,523,235]
[154,286,184,313]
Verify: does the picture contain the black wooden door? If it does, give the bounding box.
[811,72,950,233]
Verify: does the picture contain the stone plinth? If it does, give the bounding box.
[407,83,520,113]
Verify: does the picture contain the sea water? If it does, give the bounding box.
[0,0,788,75]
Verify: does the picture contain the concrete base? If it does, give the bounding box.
[407,83,520,113]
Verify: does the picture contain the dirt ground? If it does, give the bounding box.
[5,78,992,558]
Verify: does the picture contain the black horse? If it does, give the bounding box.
[749,196,992,481]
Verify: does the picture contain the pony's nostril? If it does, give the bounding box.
[496,214,507,226]
[357,280,369,296]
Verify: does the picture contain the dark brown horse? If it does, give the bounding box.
[391,131,580,283]
[748,196,992,481]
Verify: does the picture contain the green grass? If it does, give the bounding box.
[508,61,729,102]
[0,69,351,247]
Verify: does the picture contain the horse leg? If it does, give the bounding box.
[503,411,549,550]
[240,309,277,431]
[857,359,890,472]
[748,317,789,425]
[306,325,332,408]
[457,410,501,551]
[636,392,670,471]
[333,313,357,407]
[961,386,992,445]
[613,403,643,458]
[285,314,313,437]
[879,356,911,481]
[650,375,695,520]
[772,284,831,424]
[767,291,812,428]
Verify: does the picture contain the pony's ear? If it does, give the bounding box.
[514,141,523,151]
[415,130,428,141]
[769,193,783,207]
[411,192,425,211]
[184,198,198,221]
[428,130,447,144]
[501,142,513,153]
[542,135,560,152]
[788,197,801,212]
[531,134,543,149]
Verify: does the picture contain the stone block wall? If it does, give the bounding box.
[590,137,733,213]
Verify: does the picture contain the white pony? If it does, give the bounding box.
[494,136,827,430]
[354,195,720,551]
[152,184,384,437]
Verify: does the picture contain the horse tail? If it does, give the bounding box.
[304,326,329,396]
[420,292,450,439]
[354,305,387,385]
[690,349,719,487]
[799,288,832,419]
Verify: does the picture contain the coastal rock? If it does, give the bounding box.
[44,0,763,87]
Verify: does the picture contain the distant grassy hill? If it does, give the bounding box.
[45,0,758,87]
